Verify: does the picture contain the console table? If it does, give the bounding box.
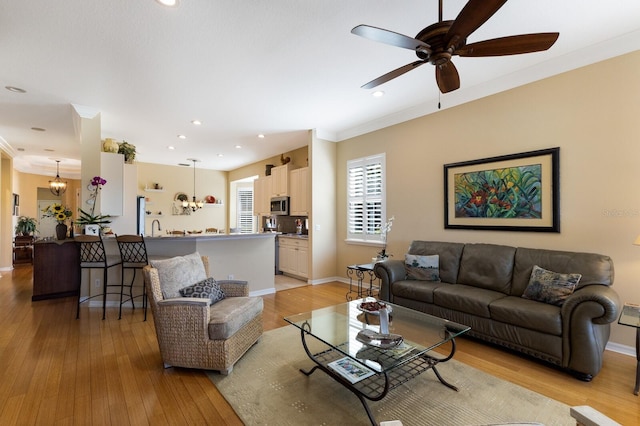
[346,263,378,301]
[618,303,640,395]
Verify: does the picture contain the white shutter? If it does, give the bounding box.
[347,154,386,242]
[237,188,255,234]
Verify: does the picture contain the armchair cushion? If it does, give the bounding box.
[150,252,207,299]
[208,296,264,340]
[179,277,226,304]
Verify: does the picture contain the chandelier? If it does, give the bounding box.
[49,160,67,196]
[183,159,204,212]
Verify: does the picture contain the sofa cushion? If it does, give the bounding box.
[457,243,516,294]
[179,277,226,304]
[522,265,581,306]
[512,247,614,296]
[151,252,207,299]
[490,296,562,336]
[392,280,449,304]
[407,241,464,284]
[405,254,440,281]
[208,296,263,340]
[434,285,506,318]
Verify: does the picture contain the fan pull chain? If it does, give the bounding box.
[438,92,441,110]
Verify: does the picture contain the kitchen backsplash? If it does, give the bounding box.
[263,215,308,234]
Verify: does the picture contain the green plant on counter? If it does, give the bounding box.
[15,216,37,235]
[118,140,136,163]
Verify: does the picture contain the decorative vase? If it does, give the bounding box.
[55,223,68,240]
[102,138,119,153]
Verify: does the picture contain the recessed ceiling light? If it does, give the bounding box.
[217,154,224,157]
[235,145,242,149]
[191,120,202,126]
[177,134,186,139]
[155,0,178,7]
[31,127,46,131]
[258,134,265,139]
[168,146,175,150]
[5,86,26,93]
[372,91,385,98]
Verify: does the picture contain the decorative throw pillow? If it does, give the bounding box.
[150,252,207,299]
[522,265,582,306]
[405,254,440,281]
[179,277,225,304]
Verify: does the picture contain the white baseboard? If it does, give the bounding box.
[605,341,635,357]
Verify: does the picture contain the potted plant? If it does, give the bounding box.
[75,176,111,234]
[118,140,136,164]
[15,216,37,236]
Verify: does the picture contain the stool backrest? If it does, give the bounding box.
[76,235,107,264]
[116,234,148,264]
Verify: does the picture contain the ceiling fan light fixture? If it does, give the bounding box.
[191,120,202,126]
[372,91,385,97]
[49,160,67,196]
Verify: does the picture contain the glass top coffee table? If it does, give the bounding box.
[284,299,471,425]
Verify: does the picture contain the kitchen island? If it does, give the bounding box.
[33,233,276,309]
[142,233,275,296]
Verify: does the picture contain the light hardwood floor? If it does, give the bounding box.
[1,265,638,425]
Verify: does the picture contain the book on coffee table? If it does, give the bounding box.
[328,356,375,383]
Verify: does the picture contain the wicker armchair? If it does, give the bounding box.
[142,256,263,374]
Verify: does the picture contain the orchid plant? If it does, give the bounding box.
[377,216,394,260]
[75,176,112,226]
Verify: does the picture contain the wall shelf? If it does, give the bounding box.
[146,214,163,218]
[203,203,224,207]
[144,188,165,192]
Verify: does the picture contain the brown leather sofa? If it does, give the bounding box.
[374,241,620,380]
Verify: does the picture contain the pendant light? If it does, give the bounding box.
[49,160,67,196]
[183,159,204,212]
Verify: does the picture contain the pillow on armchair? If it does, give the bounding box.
[150,252,207,299]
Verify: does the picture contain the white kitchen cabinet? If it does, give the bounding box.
[270,164,294,197]
[99,152,124,216]
[289,167,309,216]
[278,236,308,279]
[253,175,272,216]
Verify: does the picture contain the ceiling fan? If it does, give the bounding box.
[351,0,559,93]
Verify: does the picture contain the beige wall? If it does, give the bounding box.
[136,162,227,236]
[336,51,640,348]
[309,132,337,282]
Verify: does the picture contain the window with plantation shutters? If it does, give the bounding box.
[237,188,255,233]
[347,154,386,243]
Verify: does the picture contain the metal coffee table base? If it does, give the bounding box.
[297,324,459,426]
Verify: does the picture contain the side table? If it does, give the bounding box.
[618,303,640,395]
[346,263,378,301]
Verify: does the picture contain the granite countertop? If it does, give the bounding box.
[277,234,309,240]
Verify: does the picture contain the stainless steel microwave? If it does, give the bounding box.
[270,196,289,215]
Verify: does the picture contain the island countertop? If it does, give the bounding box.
[138,232,276,241]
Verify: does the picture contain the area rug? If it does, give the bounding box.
[208,326,573,425]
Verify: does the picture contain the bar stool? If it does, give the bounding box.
[116,234,149,320]
[76,235,122,320]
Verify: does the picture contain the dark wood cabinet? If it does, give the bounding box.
[33,240,80,301]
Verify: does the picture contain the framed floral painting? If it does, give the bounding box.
[444,147,559,232]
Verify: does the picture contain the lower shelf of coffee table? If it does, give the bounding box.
[312,342,437,398]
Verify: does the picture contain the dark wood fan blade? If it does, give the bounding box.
[445,0,508,47]
[352,25,431,53]
[456,33,559,56]
[435,61,460,93]
[362,60,427,89]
